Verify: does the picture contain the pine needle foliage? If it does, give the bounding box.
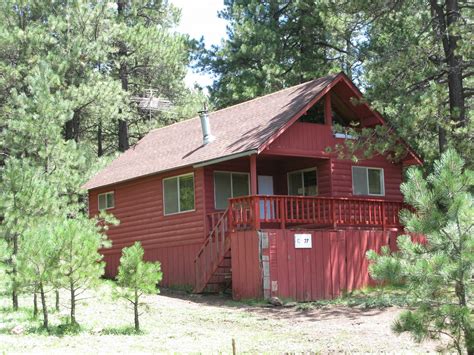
[116,242,163,332]
[367,149,473,354]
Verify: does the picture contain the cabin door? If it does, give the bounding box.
[258,175,274,219]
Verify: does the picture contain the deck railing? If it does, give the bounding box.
[228,195,404,231]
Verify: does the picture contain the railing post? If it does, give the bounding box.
[228,203,234,232]
[381,202,386,230]
[280,197,286,229]
[331,199,337,229]
[254,196,260,230]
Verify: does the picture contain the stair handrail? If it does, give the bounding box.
[195,207,229,261]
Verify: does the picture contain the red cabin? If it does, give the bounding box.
[84,73,421,301]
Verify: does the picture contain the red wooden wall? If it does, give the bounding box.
[265,122,335,157]
[332,157,403,200]
[231,229,401,301]
[230,231,263,300]
[89,166,206,287]
[268,229,396,301]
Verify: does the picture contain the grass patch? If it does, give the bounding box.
[225,298,270,307]
[101,326,143,335]
[25,322,83,337]
[295,285,408,311]
[163,284,194,294]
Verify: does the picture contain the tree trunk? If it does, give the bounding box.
[12,287,18,311]
[64,110,80,142]
[444,0,465,127]
[55,290,59,311]
[97,120,103,157]
[70,279,76,325]
[438,124,447,153]
[12,233,18,311]
[455,279,473,354]
[430,0,466,140]
[39,282,48,330]
[33,288,38,318]
[134,289,139,332]
[466,332,473,355]
[117,0,129,152]
[118,119,129,152]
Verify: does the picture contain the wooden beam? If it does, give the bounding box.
[250,154,257,195]
[324,94,332,126]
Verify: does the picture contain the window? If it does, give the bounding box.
[214,172,250,209]
[299,100,325,124]
[352,167,384,196]
[163,173,195,215]
[98,191,115,210]
[287,169,318,196]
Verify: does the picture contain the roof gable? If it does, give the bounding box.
[84,73,340,190]
[83,72,421,190]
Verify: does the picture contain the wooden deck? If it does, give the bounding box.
[228,195,404,231]
[194,195,405,294]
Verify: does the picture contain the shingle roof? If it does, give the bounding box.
[83,73,340,190]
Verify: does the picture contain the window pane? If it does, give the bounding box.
[164,178,178,214]
[98,194,106,210]
[288,172,303,196]
[352,167,368,195]
[179,175,195,211]
[106,193,114,208]
[214,172,231,209]
[303,170,318,196]
[368,169,383,195]
[299,100,325,124]
[232,173,249,197]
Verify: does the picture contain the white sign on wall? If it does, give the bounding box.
[294,234,312,248]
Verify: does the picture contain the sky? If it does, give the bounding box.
[170,0,228,89]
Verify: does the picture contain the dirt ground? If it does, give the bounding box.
[0,284,440,354]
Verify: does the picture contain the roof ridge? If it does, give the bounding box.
[148,74,337,134]
[149,115,200,133]
[210,76,331,116]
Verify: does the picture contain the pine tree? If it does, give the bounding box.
[17,219,64,330]
[197,1,472,166]
[367,149,473,354]
[56,215,116,325]
[116,242,163,332]
[0,0,195,311]
[338,0,473,165]
[197,0,360,108]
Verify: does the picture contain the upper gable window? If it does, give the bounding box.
[98,191,115,210]
[163,173,195,215]
[299,100,325,124]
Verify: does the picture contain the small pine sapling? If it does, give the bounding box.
[17,220,63,330]
[56,213,114,325]
[116,242,162,332]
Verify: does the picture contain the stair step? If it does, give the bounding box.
[213,272,231,277]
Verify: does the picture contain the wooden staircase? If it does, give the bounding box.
[193,208,232,293]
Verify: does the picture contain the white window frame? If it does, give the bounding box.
[333,132,355,139]
[98,191,115,210]
[351,166,385,196]
[287,167,318,196]
[162,172,195,216]
[213,171,250,210]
